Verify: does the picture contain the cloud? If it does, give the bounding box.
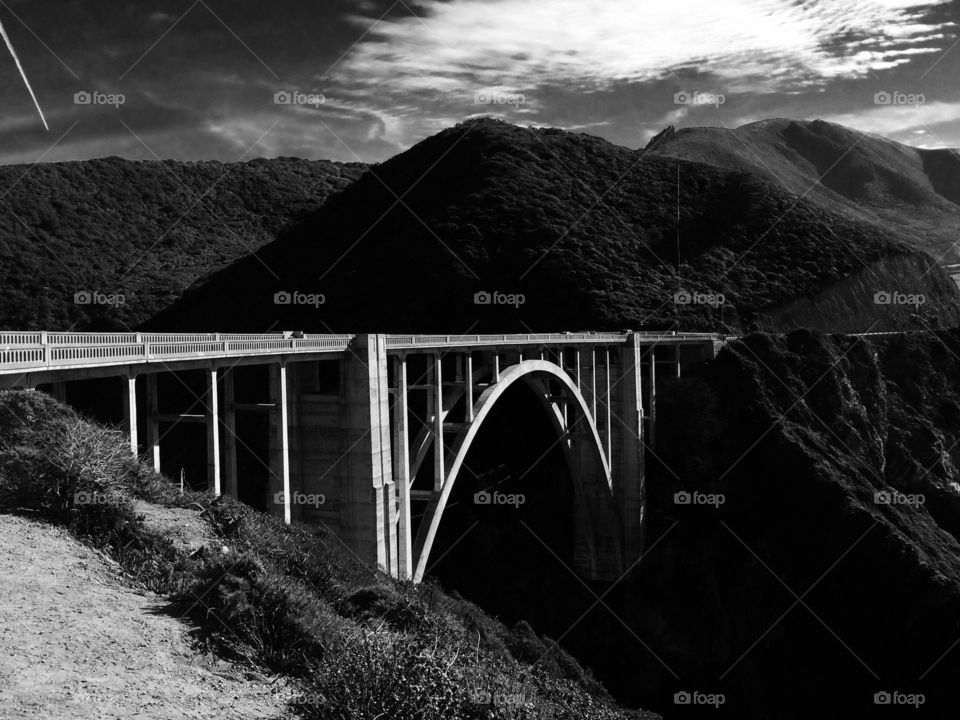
[335,0,955,99]
[819,100,960,148]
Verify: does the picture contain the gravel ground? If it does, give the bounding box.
[0,512,296,720]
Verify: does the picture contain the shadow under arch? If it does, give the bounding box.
[412,359,624,583]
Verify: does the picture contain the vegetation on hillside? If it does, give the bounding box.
[0,119,955,334]
[0,390,654,720]
[576,329,960,716]
[152,118,960,334]
[649,118,960,265]
[0,157,365,330]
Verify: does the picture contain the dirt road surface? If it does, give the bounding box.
[0,513,295,720]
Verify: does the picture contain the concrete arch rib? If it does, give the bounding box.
[412,359,613,583]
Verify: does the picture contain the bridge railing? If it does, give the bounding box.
[0,332,295,347]
[0,331,725,375]
[0,335,357,374]
[0,332,44,345]
[382,331,723,349]
[384,333,630,348]
[0,347,46,369]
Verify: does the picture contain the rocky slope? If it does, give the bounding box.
[609,329,960,716]
[420,329,960,717]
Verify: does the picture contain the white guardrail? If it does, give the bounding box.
[0,331,723,374]
[0,333,356,373]
[383,332,628,348]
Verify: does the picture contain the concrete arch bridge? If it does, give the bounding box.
[0,331,723,581]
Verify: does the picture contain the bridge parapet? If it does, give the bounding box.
[0,334,357,379]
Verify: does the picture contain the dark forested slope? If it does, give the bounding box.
[152,118,960,334]
[0,157,365,330]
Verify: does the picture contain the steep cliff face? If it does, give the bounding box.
[599,330,960,716]
[384,329,960,717]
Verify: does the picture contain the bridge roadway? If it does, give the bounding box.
[0,330,725,582]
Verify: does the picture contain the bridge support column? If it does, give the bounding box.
[49,382,67,404]
[392,355,413,579]
[647,346,657,451]
[614,334,646,564]
[465,353,474,422]
[122,374,137,457]
[339,335,397,574]
[432,354,445,492]
[206,368,221,496]
[145,374,160,471]
[578,348,597,421]
[221,369,238,499]
[269,362,291,523]
[594,348,612,467]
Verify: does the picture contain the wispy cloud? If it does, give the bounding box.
[821,100,960,148]
[0,0,957,164]
[335,0,955,97]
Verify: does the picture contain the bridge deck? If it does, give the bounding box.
[0,331,724,379]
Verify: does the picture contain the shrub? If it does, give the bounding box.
[0,391,137,526]
[182,553,336,672]
[306,629,465,720]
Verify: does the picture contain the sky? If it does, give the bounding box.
[0,0,958,166]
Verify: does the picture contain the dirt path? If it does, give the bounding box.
[0,513,295,720]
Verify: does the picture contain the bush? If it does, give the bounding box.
[307,629,465,720]
[0,390,137,525]
[182,553,336,672]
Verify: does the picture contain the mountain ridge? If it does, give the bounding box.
[0,118,958,334]
[647,118,960,264]
[150,117,960,334]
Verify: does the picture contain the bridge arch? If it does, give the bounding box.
[412,359,623,583]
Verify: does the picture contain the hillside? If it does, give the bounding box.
[647,119,960,265]
[151,118,960,335]
[622,329,960,716]
[418,329,960,716]
[0,389,654,720]
[0,157,365,330]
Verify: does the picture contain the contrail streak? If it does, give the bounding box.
[0,16,48,131]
